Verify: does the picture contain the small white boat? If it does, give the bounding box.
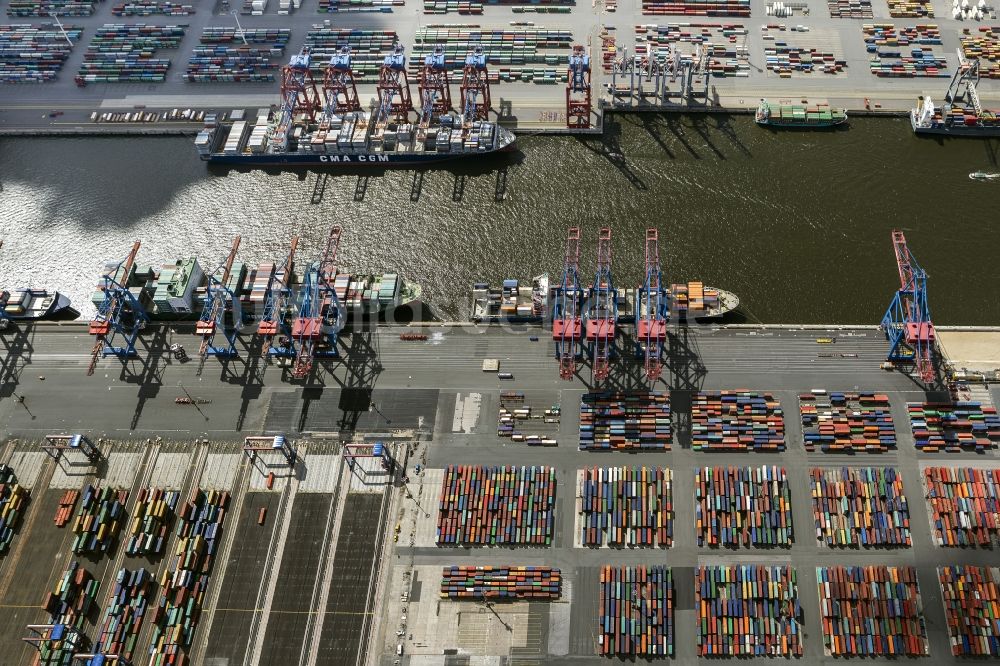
[969,171,1000,180]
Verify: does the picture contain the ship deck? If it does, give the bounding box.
[0,322,999,665]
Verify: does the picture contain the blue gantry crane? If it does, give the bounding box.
[881,229,936,383]
[87,241,148,376]
[291,225,346,378]
[258,235,299,359]
[551,227,583,380]
[195,235,243,360]
[586,227,617,384]
[635,228,669,382]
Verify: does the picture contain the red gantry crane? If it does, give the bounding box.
[418,44,452,127]
[258,236,299,359]
[195,235,242,359]
[290,225,345,379]
[322,46,362,114]
[87,241,148,376]
[551,227,583,380]
[881,230,936,383]
[274,49,322,151]
[566,45,592,129]
[586,227,617,384]
[635,228,668,382]
[460,45,491,122]
[375,43,413,125]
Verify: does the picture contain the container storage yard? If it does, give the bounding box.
[907,401,1000,451]
[579,391,671,450]
[0,311,1000,665]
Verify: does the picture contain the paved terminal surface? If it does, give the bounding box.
[1,322,999,665]
[2,0,1000,133]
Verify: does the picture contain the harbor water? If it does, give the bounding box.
[1,113,998,324]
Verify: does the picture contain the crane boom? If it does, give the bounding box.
[291,225,345,378]
[552,227,583,380]
[587,227,616,384]
[88,241,146,375]
[636,228,668,381]
[882,230,936,383]
[197,235,242,359]
[259,236,299,357]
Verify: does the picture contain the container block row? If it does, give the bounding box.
[696,465,793,548]
[579,391,671,451]
[809,466,911,548]
[578,466,672,547]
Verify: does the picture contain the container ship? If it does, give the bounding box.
[911,54,1000,137]
[669,281,739,319]
[1,288,78,322]
[92,256,420,322]
[755,99,847,128]
[911,96,1000,136]
[194,48,516,167]
[471,275,549,323]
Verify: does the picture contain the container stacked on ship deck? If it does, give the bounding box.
[696,465,793,547]
[907,401,1000,451]
[670,281,720,316]
[71,484,129,555]
[817,565,929,656]
[697,565,803,656]
[800,390,896,452]
[579,392,671,451]
[578,467,673,547]
[924,467,1000,547]
[94,567,155,660]
[938,566,1000,656]
[809,467,911,548]
[599,565,673,657]
[0,23,82,82]
[440,566,561,599]
[436,465,555,546]
[691,390,785,451]
[149,489,229,664]
[0,464,28,554]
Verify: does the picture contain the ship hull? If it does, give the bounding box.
[203,145,514,167]
[911,110,1000,136]
[756,118,847,129]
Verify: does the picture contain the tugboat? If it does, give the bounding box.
[755,99,848,128]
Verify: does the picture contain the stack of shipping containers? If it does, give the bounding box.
[691,390,785,451]
[0,464,28,553]
[94,567,155,660]
[695,465,793,547]
[817,565,929,656]
[800,390,896,452]
[71,484,129,555]
[924,467,1000,547]
[579,392,671,450]
[149,489,229,665]
[907,401,1000,451]
[578,466,673,547]
[440,566,561,599]
[938,565,1000,656]
[125,487,179,557]
[599,565,673,657]
[696,565,803,656]
[436,465,555,546]
[809,467,911,547]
